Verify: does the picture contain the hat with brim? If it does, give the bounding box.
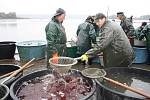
[117,12,124,17]
[54,8,65,17]
[94,13,106,23]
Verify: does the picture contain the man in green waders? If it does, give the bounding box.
[81,13,135,67]
[45,8,67,67]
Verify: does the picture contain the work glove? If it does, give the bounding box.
[52,52,58,63]
[81,54,88,64]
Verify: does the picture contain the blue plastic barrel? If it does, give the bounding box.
[133,47,148,64]
[17,40,46,61]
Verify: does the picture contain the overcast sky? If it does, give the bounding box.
[0,0,149,17]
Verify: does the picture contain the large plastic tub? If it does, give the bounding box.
[0,41,16,59]
[96,67,150,100]
[10,70,97,100]
[0,64,22,100]
[133,47,148,64]
[0,84,9,100]
[16,40,46,61]
[0,64,22,87]
[66,41,77,58]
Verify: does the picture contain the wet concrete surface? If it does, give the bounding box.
[0,54,150,76]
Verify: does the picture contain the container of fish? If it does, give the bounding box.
[10,70,97,100]
[96,67,150,100]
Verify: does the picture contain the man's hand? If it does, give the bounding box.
[81,54,88,64]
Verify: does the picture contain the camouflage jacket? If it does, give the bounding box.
[120,17,135,37]
[141,24,150,47]
[86,20,135,67]
[135,26,144,39]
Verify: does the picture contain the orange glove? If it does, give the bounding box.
[52,52,58,64]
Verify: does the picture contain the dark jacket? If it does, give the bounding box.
[120,16,135,37]
[76,21,96,55]
[45,17,67,58]
[135,26,144,39]
[86,20,135,67]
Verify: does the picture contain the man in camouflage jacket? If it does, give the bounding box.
[117,12,135,37]
[85,13,135,67]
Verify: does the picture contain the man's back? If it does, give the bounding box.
[76,21,96,55]
[99,21,135,67]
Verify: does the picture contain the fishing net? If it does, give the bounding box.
[49,57,78,75]
[81,68,106,82]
